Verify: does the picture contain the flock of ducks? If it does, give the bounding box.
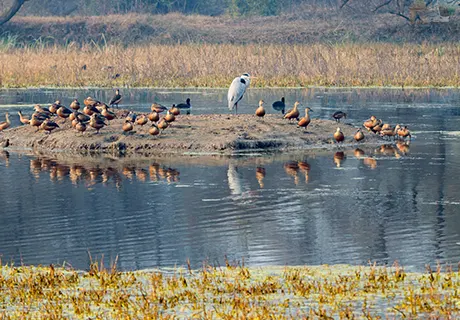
[0,89,192,136]
[254,98,411,143]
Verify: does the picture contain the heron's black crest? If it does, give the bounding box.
[240,79,246,85]
[242,73,250,77]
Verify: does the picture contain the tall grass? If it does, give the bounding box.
[0,43,460,88]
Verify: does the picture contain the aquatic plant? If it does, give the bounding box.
[0,260,460,318]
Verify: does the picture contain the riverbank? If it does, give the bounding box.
[0,262,457,318]
[1,43,460,88]
[2,111,384,155]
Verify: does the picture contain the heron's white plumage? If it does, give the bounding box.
[227,73,251,111]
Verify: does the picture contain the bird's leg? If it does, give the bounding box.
[235,103,238,115]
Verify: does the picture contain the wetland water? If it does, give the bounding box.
[0,87,460,271]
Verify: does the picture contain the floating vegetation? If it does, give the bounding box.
[0,260,459,318]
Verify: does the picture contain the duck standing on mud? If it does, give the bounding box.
[109,89,122,108]
[89,114,106,134]
[272,97,285,114]
[255,100,266,119]
[228,73,251,114]
[354,129,365,142]
[40,119,59,134]
[70,99,81,111]
[297,107,312,131]
[284,101,300,122]
[334,127,345,143]
[0,113,10,131]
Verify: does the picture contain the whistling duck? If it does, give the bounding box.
[109,89,122,108]
[100,104,116,123]
[332,111,347,122]
[70,99,80,111]
[0,113,10,131]
[334,127,344,143]
[136,114,148,126]
[89,114,106,133]
[149,124,160,136]
[354,129,364,142]
[57,106,72,120]
[72,111,90,123]
[151,103,167,113]
[84,96,101,107]
[34,105,52,117]
[122,120,134,133]
[40,119,59,134]
[284,101,300,121]
[398,126,411,140]
[297,107,312,131]
[158,119,169,132]
[49,100,63,114]
[164,111,175,123]
[71,118,79,128]
[148,111,159,122]
[363,116,377,131]
[169,104,180,116]
[371,119,383,133]
[272,97,285,114]
[18,111,30,125]
[256,167,265,188]
[255,100,266,118]
[75,120,87,134]
[30,113,46,131]
[333,151,345,168]
[83,104,101,116]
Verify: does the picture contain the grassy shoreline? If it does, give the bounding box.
[1,262,459,318]
[1,43,460,88]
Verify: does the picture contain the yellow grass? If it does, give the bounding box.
[0,43,460,88]
[1,261,460,318]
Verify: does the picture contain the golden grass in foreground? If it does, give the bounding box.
[0,43,460,88]
[0,261,459,318]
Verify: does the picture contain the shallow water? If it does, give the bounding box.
[0,87,460,271]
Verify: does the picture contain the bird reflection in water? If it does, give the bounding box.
[26,157,180,188]
[298,160,311,183]
[354,148,365,159]
[363,157,377,169]
[284,161,299,185]
[396,141,410,155]
[0,151,9,168]
[255,167,265,188]
[227,163,256,203]
[333,152,345,168]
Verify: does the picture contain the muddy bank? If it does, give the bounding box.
[2,111,383,156]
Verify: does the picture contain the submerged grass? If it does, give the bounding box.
[0,43,460,88]
[1,260,460,318]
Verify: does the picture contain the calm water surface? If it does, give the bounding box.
[0,87,460,271]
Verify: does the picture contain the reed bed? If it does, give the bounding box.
[0,43,460,88]
[0,260,459,318]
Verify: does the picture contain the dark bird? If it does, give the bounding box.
[109,89,122,108]
[176,98,192,114]
[272,97,285,114]
[332,111,347,122]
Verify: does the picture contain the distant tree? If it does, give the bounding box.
[0,0,28,26]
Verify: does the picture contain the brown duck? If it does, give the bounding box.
[354,129,364,142]
[30,113,46,131]
[57,106,72,120]
[75,120,87,134]
[122,120,134,133]
[89,114,106,133]
[297,107,312,131]
[255,100,266,118]
[100,104,116,123]
[40,119,59,134]
[18,111,30,125]
[164,111,175,123]
[83,104,101,116]
[0,113,10,131]
[136,114,148,126]
[397,126,411,140]
[151,103,167,113]
[84,96,101,107]
[49,100,63,114]
[284,101,300,121]
[70,99,81,111]
[363,116,377,131]
[158,119,169,131]
[148,111,160,122]
[34,105,52,117]
[334,127,344,143]
[149,124,160,136]
[169,104,180,116]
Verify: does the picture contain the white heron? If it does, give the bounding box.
[227,73,251,114]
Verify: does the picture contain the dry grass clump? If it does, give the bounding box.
[0,43,460,88]
[0,260,460,318]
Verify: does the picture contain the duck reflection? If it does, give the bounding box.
[396,141,410,155]
[363,157,377,169]
[284,161,299,185]
[26,156,180,188]
[0,151,9,167]
[298,161,311,183]
[333,152,345,168]
[255,167,265,188]
[354,148,365,159]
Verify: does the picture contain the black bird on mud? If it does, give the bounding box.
[332,111,347,122]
